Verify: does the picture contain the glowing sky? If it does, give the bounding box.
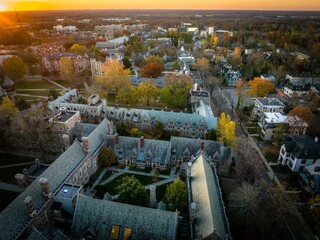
[1,0,320,11]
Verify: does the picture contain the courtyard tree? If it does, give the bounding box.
[164,178,188,212]
[116,85,138,106]
[160,74,193,108]
[0,96,19,118]
[217,113,236,147]
[139,56,164,78]
[2,56,28,82]
[194,57,210,73]
[122,57,132,69]
[248,77,275,97]
[59,57,77,87]
[272,123,288,147]
[137,80,159,105]
[98,147,118,167]
[97,60,131,94]
[117,175,148,206]
[69,43,89,55]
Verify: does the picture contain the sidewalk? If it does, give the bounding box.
[90,168,107,190]
[43,77,69,90]
[107,166,171,179]
[0,182,21,192]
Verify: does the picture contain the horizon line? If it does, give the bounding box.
[3,8,320,12]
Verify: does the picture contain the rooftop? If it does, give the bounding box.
[50,110,78,123]
[255,97,285,107]
[55,184,81,199]
[264,112,286,124]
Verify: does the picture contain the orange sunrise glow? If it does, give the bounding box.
[3,0,320,11]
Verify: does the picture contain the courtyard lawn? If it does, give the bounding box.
[99,171,113,184]
[16,79,57,89]
[94,173,165,198]
[156,182,170,202]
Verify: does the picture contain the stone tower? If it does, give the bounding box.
[2,76,15,101]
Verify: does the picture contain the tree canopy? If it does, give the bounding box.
[97,60,131,94]
[160,74,193,108]
[117,175,148,206]
[217,112,236,147]
[164,178,188,212]
[0,96,19,118]
[2,56,28,82]
[248,77,275,97]
[59,57,77,87]
[139,56,164,78]
[98,146,118,167]
[69,43,89,55]
[288,105,315,132]
[137,80,159,105]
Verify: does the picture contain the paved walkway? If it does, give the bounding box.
[0,182,21,192]
[0,161,35,169]
[43,77,68,90]
[90,168,107,190]
[16,93,49,99]
[101,171,123,185]
[144,177,176,189]
[107,167,171,179]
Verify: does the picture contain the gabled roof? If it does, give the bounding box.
[190,154,231,239]
[72,195,178,240]
[3,75,14,86]
[284,135,320,159]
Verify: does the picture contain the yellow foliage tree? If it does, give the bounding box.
[0,96,18,118]
[59,57,77,87]
[217,112,236,147]
[137,80,159,106]
[195,58,210,72]
[97,60,131,94]
[248,77,275,97]
[212,35,219,49]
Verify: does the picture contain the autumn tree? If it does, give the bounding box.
[139,56,164,78]
[235,79,246,110]
[194,57,210,73]
[160,74,193,108]
[137,80,159,105]
[69,44,89,55]
[217,112,236,147]
[288,105,315,132]
[96,60,131,94]
[98,147,118,167]
[248,77,275,97]
[272,123,288,147]
[122,57,132,69]
[229,183,261,225]
[212,35,219,49]
[59,57,77,87]
[116,85,138,105]
[117,175,148,206]
[205,76,221,94]
[164,178,188,212]
[2,56,28,82]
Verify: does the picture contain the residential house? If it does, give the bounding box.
[284,73,320,98]
[252,97,285,119]
[299,161,320,196]
[278,135,320,172]
[258,112,308,141]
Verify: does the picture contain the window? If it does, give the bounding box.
[111,226,120,239]
[123,228,132,240]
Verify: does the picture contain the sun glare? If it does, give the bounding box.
[0,3,6,11]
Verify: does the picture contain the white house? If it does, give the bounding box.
[252,98,285,118]
[278,135,320,172]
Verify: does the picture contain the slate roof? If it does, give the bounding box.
[190,154,231,239]
[72,195,178,240]
[71,122,98,138]
[0,118,110,240]
[284,135,320,159]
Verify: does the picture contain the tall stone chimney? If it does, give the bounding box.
[140,136,145,151]
[15,173,28,189]
[149,185,157,207]
[38,178,52,198]
[200,142,204,150]
[315,136,319,143]
[62,134,70,148]
[115,133,119,145]
[81,137,90,153]
[24,196,35,214]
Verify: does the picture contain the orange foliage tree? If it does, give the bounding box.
[139,56,164,78]
[288,105,315,131]
[248,77,275,97]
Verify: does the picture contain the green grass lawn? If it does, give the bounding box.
[94,173,165,198]
[0,164,33,184]
[16,89,50,96]
[16,79,56,89]
[100,171,113,183]
[0,153,34,166]
[156,182,170,202]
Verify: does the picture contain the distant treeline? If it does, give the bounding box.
[0,30,33,46]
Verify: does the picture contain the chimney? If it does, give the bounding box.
[35,158,40,168]
[149,185,157,207]
[115,104,119,109]
[200,142,204,150]
[115,133,119,145]
[15,173,28,189]
[127,105,130,110]
[24,196,35,215]
[38,178,52,198]
[140,136,145,151]
[62,134,70,148]
[190,202,197,222]
[81,137,90,153]
[315,136,319,143]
